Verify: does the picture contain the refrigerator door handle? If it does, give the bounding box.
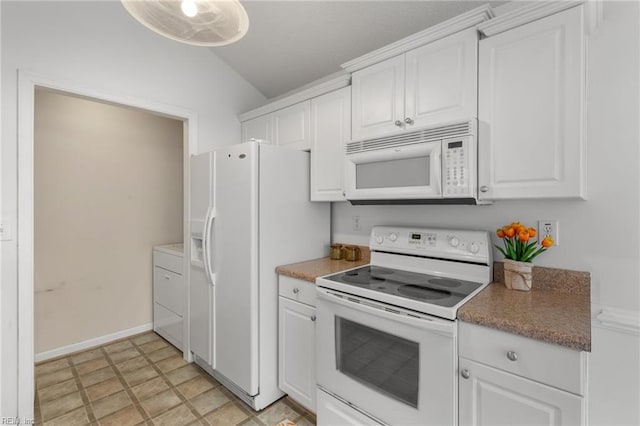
[203,206,216,286]
[202,205,212,280]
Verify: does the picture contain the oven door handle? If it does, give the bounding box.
[316,287,454,335]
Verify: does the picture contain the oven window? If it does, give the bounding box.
[335,317,419,408]
[356,156,430,189]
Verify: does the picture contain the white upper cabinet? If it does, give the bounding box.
[272,101,311,150]
[351,28,478,141]
[351,55,404,140]
[478,5,586,200]
[241,114,272,143]
[405,29,478,130]
[310,87,351,201]
[241,101,311,151]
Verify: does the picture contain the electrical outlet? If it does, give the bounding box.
[538,220,559,246]
[352,215,361,231]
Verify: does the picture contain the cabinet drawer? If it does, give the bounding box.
[279,275,317,307]
[154,266,184,316]
[154,251,183,274]
[154,302,183,350]
[459,322,586,395]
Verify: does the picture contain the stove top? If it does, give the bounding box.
[316,226,493,320]
[324,265,484,309]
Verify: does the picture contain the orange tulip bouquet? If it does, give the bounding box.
[495,222,554,291]
[496,222,553,263]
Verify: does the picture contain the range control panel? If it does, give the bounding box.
[370,225,491,264]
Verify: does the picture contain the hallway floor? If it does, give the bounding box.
[35,331,316,426]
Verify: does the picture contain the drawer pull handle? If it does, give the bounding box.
[164,275,171,280]
[293,288,300,294]
[310,315,316,322]
[507,351,518,361]
[461,369,470,379]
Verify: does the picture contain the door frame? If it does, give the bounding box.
[17,69,198,417]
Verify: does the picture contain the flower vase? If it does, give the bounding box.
[503,259,533,291]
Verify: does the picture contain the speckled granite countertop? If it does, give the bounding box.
[458,262,591,352]
[276,246,371,283]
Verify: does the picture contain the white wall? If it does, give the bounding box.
[333,2,640,424]
[34,89,183,354]
[1,0,265,416]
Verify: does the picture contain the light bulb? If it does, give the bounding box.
[181,0,198,17]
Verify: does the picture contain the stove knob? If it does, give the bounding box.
[389,232,398,242]
[469,242,480,254]
[449,237,460,248]
[375,235,384,244]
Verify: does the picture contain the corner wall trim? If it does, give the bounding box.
[593,306,640,336]
[35,323,153,363]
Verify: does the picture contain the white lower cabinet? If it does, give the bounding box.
[459,358,583,426]
[278,276,317,412]
[458,322,588,426]
[153,246,184,351]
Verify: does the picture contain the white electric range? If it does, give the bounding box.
[315,226,492,426]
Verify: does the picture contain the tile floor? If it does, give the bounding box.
[35,331,316,426]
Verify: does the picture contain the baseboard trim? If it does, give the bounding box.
[592,305,640,336]
[35,323,153,363]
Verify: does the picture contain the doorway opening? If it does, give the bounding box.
[17,71,197,418]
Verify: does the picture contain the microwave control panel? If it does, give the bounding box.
[443,138,472,197]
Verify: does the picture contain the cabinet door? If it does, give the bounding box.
[351,55,405,141]
[405,28,478,130]
[310,88,351,202]
[272,101,311,150]
[154,266,183,315]
[278,297,316,412]
[478,6,586,200]
[189,266,213,366]
[459,358,584,426]
[241,114,272,144]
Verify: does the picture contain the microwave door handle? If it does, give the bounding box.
[434,145,442,195]
[347,143,433,164]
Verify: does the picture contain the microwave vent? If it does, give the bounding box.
[346,120,473,154]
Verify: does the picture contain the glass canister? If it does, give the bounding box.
[344,245,361,261]
[330,244,344,260]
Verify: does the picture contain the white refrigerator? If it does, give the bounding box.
[189,141,330,410]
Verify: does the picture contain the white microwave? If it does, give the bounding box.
[345,120,481,204]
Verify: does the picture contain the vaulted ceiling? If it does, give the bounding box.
[213,1,507,99]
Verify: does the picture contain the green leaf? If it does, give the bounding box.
[505,239,516,260]
[522,247,546,263]
[495,245,508,258]
[521,242,538,260]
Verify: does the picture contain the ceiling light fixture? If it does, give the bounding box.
[181,0,198,18]
[121,0,249,47]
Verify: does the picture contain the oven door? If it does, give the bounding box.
[345,141,442,201]
[316,287,456,426]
